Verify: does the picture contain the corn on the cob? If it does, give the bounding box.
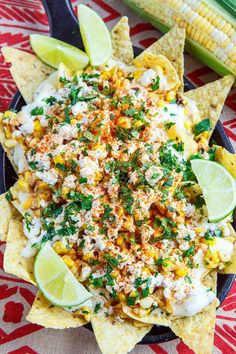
[122,0,236,82]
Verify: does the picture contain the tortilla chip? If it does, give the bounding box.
[3,219,35,284]
[170,271,218,354]
[122,304,171,326]
[26,291,87,329]
[133,52,181,91]
[2,47,53,103]
[135,25,185,89]
[185,75,234,140]
[111,16,134,64]
[91,314,152,354]
[220,224,236,274]
[0,193,21,241]
[215,145,236,179]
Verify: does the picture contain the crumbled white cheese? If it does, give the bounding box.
[58,124,78,141]
[78,156,100,184]
[145,166,163,186]
[71,101,88,116]
[63,174,77,189]
[36,168,58,185]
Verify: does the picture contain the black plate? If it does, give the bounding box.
[0,0,235,345]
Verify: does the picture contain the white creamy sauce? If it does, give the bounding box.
[13,144,27,173]
[139,69,156,87]
[21,217,42,257]
[210,238,234,262]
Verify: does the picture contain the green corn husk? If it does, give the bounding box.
[122,0,236,84]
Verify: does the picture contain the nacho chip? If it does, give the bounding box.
[185,75,234,141]
[0,193,21,241]
[26,291,87,328]
[2,47,53,103]
[3,219,35,284]
[91,314,152,354]
[170,271,218,354]
[111,16,134,64]
[133,52,181,91]
[215,145,236,179]
[122,304,171,326]
[135,25,185,89]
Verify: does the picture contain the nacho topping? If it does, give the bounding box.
[0,59,234,321]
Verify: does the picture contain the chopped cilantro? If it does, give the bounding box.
[31,106,44,116]
[78,239,85,248]
[163,177,174,187]
[193,118,211,136]
[79,177,87,184]
[45,96,57,106]
[104,254,120,268]
[67,191,93,211]
[127,296,137,306]
[28,160,38,170]
[164,122,176,130]
[90,276,104,288]
[151,76,160,90]
[119,185,134,215]
[183,245,195,258]
[5,190,12,202]
[194,195,205,209]
[156,257,170,267]
[94,303,101,314]
[185,275,192,284]
[64,107,71,124]
[102,204,113,223]
[55,163,67,171]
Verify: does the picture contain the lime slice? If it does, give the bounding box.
[30,34,89,70]
[34,243,92,307]
[191,159,236,222]
[78,4,112,66]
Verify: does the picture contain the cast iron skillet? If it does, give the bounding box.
[0,0,235,345]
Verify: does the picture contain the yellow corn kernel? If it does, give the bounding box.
[34,120,43,136]
[184,119,192,130]
[117,235,124,246]
[53,241,68,255]
[118,292,126,302]
[138,308,151,317]
[133,69,143,79]
[54,155,64,165]
[157,99,165,107]
[203,238,217,246]
[4,111,17,119]
[195,227,205,234]
[61,186,70,199]
[83,252,91,261]
[134,120,143,128]
[122,217,133,231]
[5,139,17,148]
[211,251,220,263]
[71,119,77,124]
[143,266,152,275]
[111,269,119,278]
[117,117,131,129]
[95,172,103,183]
[5,127,12,139]
[144,249,155,258]
[23,197,32,209]
[117,206,124,218]
[24,171,32,183]
[62,255,75,268]
[18,180,30,192]
[129,291,138,298]
[175,268,188,277]
[37,181,50,191]
[166,91,175,102]
[100,70,111,80]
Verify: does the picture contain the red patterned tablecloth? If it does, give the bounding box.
[0,1,235,353]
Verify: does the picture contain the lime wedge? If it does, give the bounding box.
[191,159,236,222]
[34,243,92,307]
[78,4,112,66]
[30,34,89,70]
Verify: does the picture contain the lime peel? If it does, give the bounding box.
[30,34,89,70]
[191,159,236,222]
[34,243,92,307]
[78,4,112,66]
